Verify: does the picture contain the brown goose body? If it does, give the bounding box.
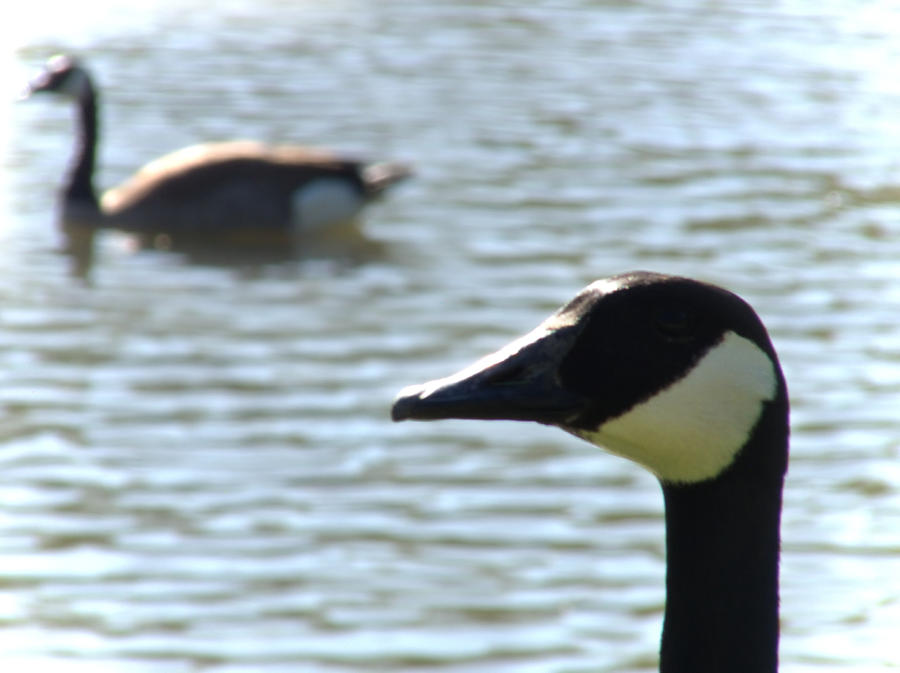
[101,140,405,243]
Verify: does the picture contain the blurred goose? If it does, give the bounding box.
[392,271,789,673]
[24,55,411,275]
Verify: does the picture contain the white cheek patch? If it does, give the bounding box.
[574,331,777,484]
[291,179,365,235]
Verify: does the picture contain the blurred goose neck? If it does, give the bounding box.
[66,82,99,207]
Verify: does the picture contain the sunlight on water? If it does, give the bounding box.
[3,0,340,50]
[3,1,900,672]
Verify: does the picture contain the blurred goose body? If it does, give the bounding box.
[25,55,410,273]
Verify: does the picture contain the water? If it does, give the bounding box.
[3,1,900,671]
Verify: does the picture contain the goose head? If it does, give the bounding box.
[392,271,787,486]
[25,55,93,101]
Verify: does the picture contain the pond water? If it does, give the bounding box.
[3,1,900,671]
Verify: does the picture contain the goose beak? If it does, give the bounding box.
[20,72,50,100]
[391,326,584,426]
[18,81,38,101]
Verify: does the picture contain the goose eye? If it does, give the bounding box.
[655,306,694,341]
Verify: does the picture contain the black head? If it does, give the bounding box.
[24,55,91,100]
[392,271,787,485]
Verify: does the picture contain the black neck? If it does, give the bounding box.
[65,83,99,207]
[658,401,787,673]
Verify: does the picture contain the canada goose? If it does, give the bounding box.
[392,271,789,673]
[24,55,411,276]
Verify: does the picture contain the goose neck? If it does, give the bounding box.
[659,463,783,673]
[65,85,99,207]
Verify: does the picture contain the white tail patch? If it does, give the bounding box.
[291,179,364,235]
[576,331,777,484]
